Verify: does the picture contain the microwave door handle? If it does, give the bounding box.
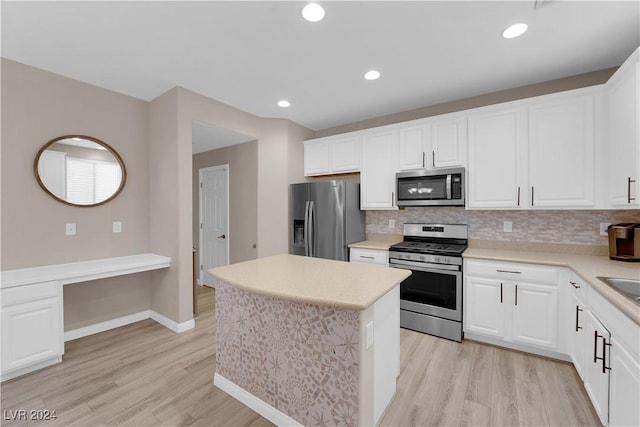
[446,174,452,200]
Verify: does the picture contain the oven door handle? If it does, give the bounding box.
[389,259,461,273]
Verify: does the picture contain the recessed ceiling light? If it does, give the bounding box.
[302,3,325,22]
[364,70,381,81]
[277,100,291,108]
[502,23,528,39]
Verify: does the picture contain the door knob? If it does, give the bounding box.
[217,234,226,239]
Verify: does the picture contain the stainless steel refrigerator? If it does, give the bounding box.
[289,180,365,261]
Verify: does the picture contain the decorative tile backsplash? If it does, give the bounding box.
[367,209,640,245]
[215,280,360,426]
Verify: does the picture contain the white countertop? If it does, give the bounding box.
[1,254,172,288]
[464,248,640,325]
[348,239,401,251]
[208,254,411,311]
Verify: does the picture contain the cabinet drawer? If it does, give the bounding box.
[350,248,389,266]
[1,281,60,307]
[465,260,558,284]
[568,272,588,301]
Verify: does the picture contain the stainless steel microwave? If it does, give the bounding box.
[396,167,465,207]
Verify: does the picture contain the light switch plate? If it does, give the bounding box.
[503,221,513,233]
[600,222,611,236]
[113,221,122,233]
[65,223,76,236]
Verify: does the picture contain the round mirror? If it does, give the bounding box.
[34,135,126,207]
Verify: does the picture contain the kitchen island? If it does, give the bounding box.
[208,254,411,426]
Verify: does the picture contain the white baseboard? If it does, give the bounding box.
[464,332,572,362]
[1,356,62,383]
[65,310,195,342]
[214,373,302,427]
[150,311,195,333]
[65,310,153,341]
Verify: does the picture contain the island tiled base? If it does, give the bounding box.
[214,280,361,425]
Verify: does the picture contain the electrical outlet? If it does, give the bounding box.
[503,221,513,233]
[389,219,396,229]
[65,223,76,236]
[600,222,611,236]
[113,221,122,233]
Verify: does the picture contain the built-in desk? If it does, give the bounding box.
[1,254,171,381]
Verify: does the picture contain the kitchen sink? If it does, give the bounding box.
[597,277,640,305]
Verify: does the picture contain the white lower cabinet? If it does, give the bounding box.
[609,337,640,426]
[583,309,611,425]
[464,260,559,352]
[1,281,64,380]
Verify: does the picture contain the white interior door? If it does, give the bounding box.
[199,165,229,286]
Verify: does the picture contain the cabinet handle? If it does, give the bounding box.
[391,191,395,206]
[432,151,435,168]
[594,331,602,364]
[575,306,583,332]
[514,284,518,306]
[359,255,375,260]
[628,177,636,204]
[422,152,426,168]
[569,281,580,289]
[496,269,521,274]
[500,282,503,303]
[517,187,521,206]
[531,186,535,206]
[602,337,612,373]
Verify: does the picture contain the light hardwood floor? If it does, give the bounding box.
[1,286,600,426]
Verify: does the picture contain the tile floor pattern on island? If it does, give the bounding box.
[0,286,600,426]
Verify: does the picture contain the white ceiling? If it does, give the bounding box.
[2,1,639,134]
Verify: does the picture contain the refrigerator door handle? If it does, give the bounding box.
[309,201,315,257]
[304,201,310,256]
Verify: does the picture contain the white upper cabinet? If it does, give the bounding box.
[528,92,596,208]
[361,129,398,209]
[303,136,360,176]
[607,47,640,207]
[397,125,430,171]
[468,106,526,208]
[430,114,467,169]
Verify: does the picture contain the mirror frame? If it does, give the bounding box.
[34,135,127,207]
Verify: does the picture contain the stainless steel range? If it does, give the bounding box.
[389,223,468,342]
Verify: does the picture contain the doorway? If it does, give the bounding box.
[199,164,229,286]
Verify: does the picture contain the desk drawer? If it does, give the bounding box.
[2,281,60,307]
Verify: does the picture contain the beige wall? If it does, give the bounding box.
[192,141,258,265]
[147,87,312,325]
[1,59,152,331]
[314,68,617,138]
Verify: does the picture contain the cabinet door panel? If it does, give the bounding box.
[1,298,63,372]
[608,60,640,207]
[512,282,558,349]
[609,338,640,427]
[304,140,330,176]
[570,293,587,380]
[397,125,428,171]
[431,117,465,168]
[361,131,397,209]
[331,136,360,173]
[465,276,505,338]
[583,310,610,426]
[529,95,595,207]
[468,108,524,208]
